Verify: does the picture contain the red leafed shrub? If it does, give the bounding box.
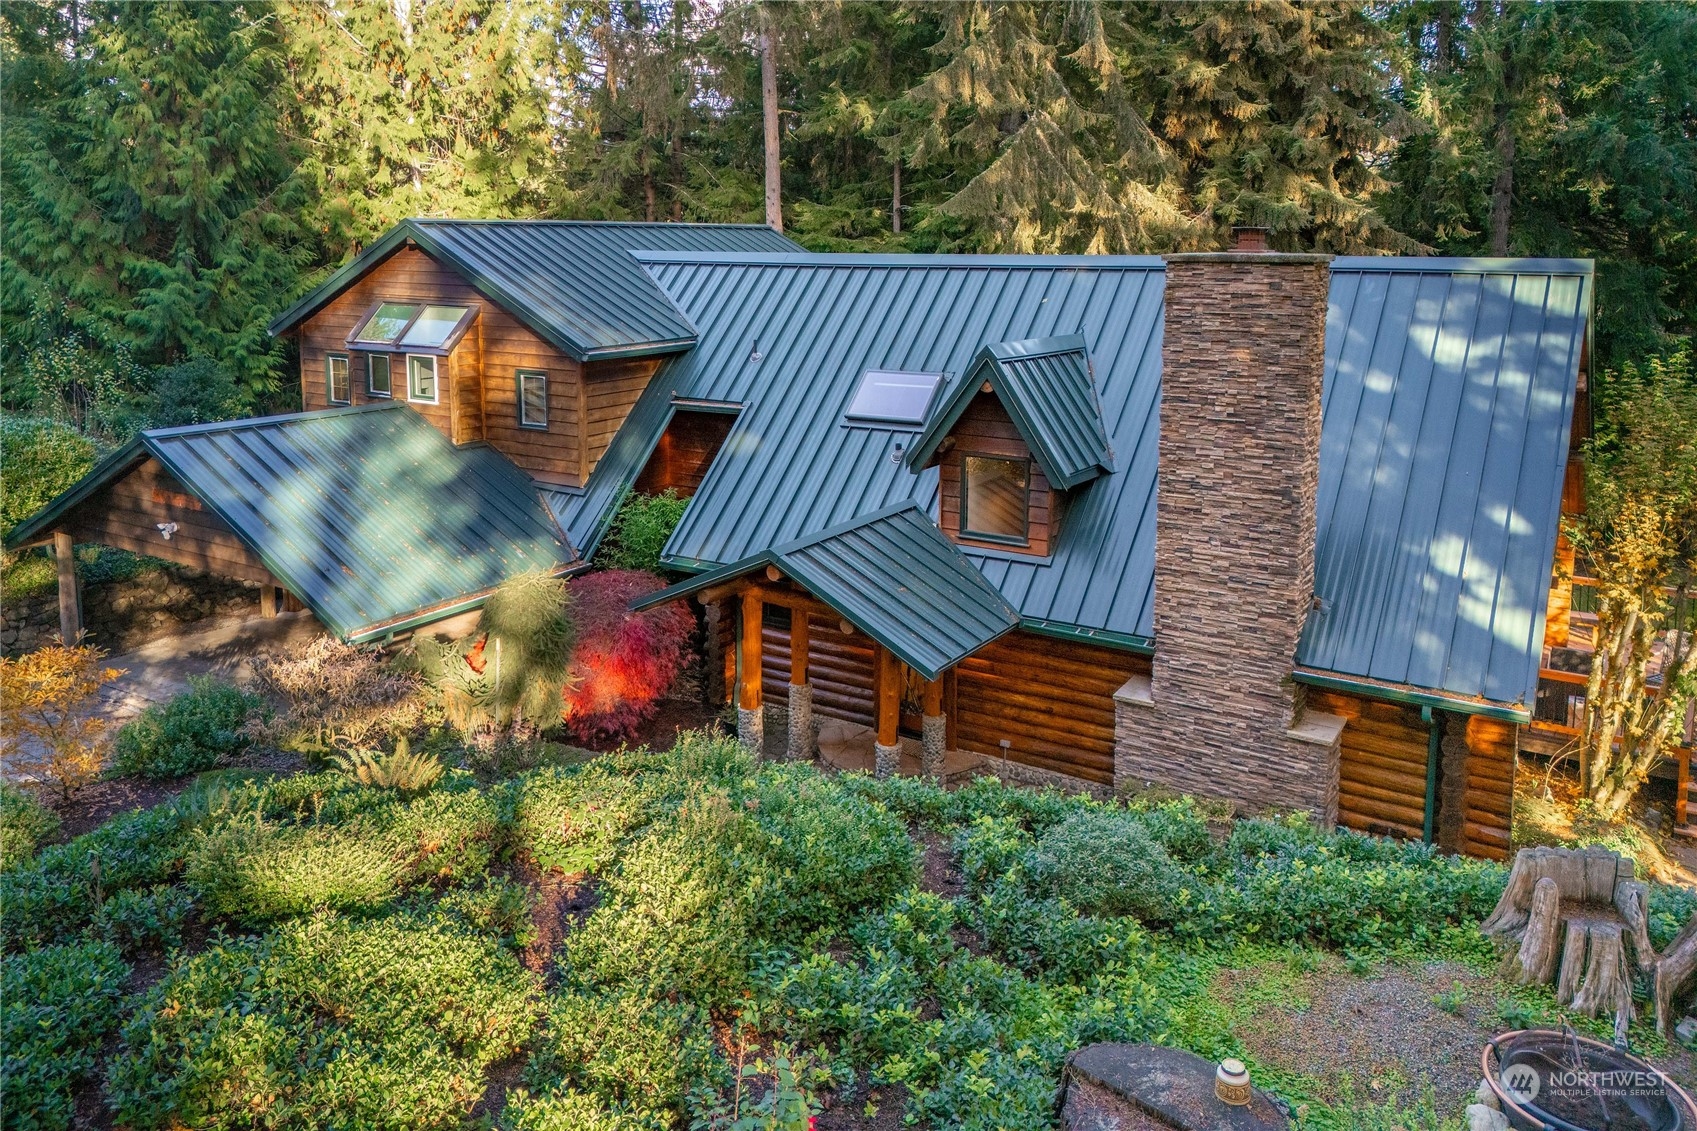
[559,570,695,744]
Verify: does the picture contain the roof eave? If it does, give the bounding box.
[1291,668,1531,724]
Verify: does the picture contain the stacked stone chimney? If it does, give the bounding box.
[1113,229,1346,822]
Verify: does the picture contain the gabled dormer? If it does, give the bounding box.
[908,334,1113,556]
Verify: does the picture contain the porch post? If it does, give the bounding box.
[54,532,81,644]
[786,609,813,761]
[737,589,764,753]
[260,585,280,619]
[874,643,901,779]
[921,675,946,779]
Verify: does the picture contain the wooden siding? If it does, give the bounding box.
[634,410,735,496]
[955,631,1144,786]
[62,457,276,584]
[1456,714,1517,861]
[937,393,1054,555]
[1310,690,1430,842]
[585,356,663,474]
[294,246,589,484]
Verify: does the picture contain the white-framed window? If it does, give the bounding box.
[367,353,392,397]
[517,369,547,429]
[407,354,438,404]
[326,353,351,405]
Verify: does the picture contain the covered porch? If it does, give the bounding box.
[637,503,1022,779]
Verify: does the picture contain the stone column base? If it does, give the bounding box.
[921,714,946,778]
[787,683,814,762]
[737,706,764,753]
[873,741,902,780]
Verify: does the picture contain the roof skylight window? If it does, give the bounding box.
[845,370,944,426]
[398,305,473,349]
[351,303,419,345]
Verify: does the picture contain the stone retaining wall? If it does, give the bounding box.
[2,565,262,657]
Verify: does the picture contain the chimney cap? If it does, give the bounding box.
[1232,226,1271,253]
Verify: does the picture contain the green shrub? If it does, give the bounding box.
[502,1087,654,1131]
[509,762,659,876]
[1,802,189,952]
[1,939,129,1131]
[1648,882,1697,950]
[0,416,97,538]
[107,912,540,1130]
[598,489,689,573]
[113,676,262,779]
[0,782,60,866]
[95,884,196,954]
[522,988,717,1122]
[1032,809,1188,924]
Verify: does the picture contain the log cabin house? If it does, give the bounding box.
[9,219,1624,857]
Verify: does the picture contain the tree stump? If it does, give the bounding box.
[1481,846,1666,1034]
[1654,913,1697,1036]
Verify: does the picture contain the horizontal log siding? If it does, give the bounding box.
[65,458,276,584]
[634,410,735,496]
[295,247,587,484]
[1459,715,1516,861]
[938,393,1053,556]
[955,631,1144,786]
[760,612,876,727]
[1309,690,1430,842]
[585,357,662,474]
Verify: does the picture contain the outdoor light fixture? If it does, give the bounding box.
[156,522,179,541]
[1215,1059,1251,1106]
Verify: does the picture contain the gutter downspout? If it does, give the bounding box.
[1421,706,1441,845]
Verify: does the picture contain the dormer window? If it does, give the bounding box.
[960,455,1030,544]
[348,302,475,354]
[845,369,943,426]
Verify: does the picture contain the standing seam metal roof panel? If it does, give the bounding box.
[267,220,801,361]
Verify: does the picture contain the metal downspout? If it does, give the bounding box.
[1422,706,1441,844]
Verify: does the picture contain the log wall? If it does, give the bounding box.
[757,610,876,727]
[937,393,1054,556]
[64,457,277,584]
[954,631,1146,787]
[634,410,736,496]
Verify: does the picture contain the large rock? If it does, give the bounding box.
[1062,1044,1290,1131]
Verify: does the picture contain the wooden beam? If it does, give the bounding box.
[765,564,783,583]
[739,591,764,711]
[923,675,943,717]
[260,585,279,619]
[875,644,900,747]
[789,609,809,686]
[54,531,80,643]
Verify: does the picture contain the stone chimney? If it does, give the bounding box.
[1114,229,1346,822]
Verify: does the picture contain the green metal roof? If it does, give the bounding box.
[635,503,1019,680]
[267,219,799,362]
[551,251,1589,710]
[909,334,1114,489]
[7,405,575,643]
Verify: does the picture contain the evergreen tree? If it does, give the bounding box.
[0,1,310,403]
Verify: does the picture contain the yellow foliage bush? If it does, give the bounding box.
[0,641,124,799]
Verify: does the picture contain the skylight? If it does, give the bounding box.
[845,370,944,425]
[398,305,473,349]
[351,302,419,345]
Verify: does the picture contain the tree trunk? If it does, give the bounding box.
[1507,877,1563,984]
[760,5,782,232]
[1488,105,1514,257]
[892,156,902,234]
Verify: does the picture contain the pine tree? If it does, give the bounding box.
[0,1,310,403]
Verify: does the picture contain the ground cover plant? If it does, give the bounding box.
[2,731,1692,1131]
[113,676,263,779]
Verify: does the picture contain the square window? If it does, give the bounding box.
[517,370,547,428]
[960,455,1030,544]
[397,305,471,349]
[845,370,943,425]
[367,354,392,397]
[353,302,419,345]
[407,355,438,404]
[326,354,350,405]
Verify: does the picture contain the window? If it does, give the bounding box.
[326,354,350,405]
[960,455,1030,544]
[407,355,438,404]
[517,370,547,428]
[351,302,419,346]
[397,305,472,349]
[367,354,392,397]
[845,370,944,425]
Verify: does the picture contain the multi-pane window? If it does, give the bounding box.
[326,354,351,405]
[517,370,547,428]
[960,455,1030,544]
[351,303,419,345]
[367,354,392,397]
[349,302,473,351]
[407,355,438,404]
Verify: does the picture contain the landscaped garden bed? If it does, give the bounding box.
[4,726,1694,1131]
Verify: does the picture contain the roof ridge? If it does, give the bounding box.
[407,217,782,231]
[141,402,399,440]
